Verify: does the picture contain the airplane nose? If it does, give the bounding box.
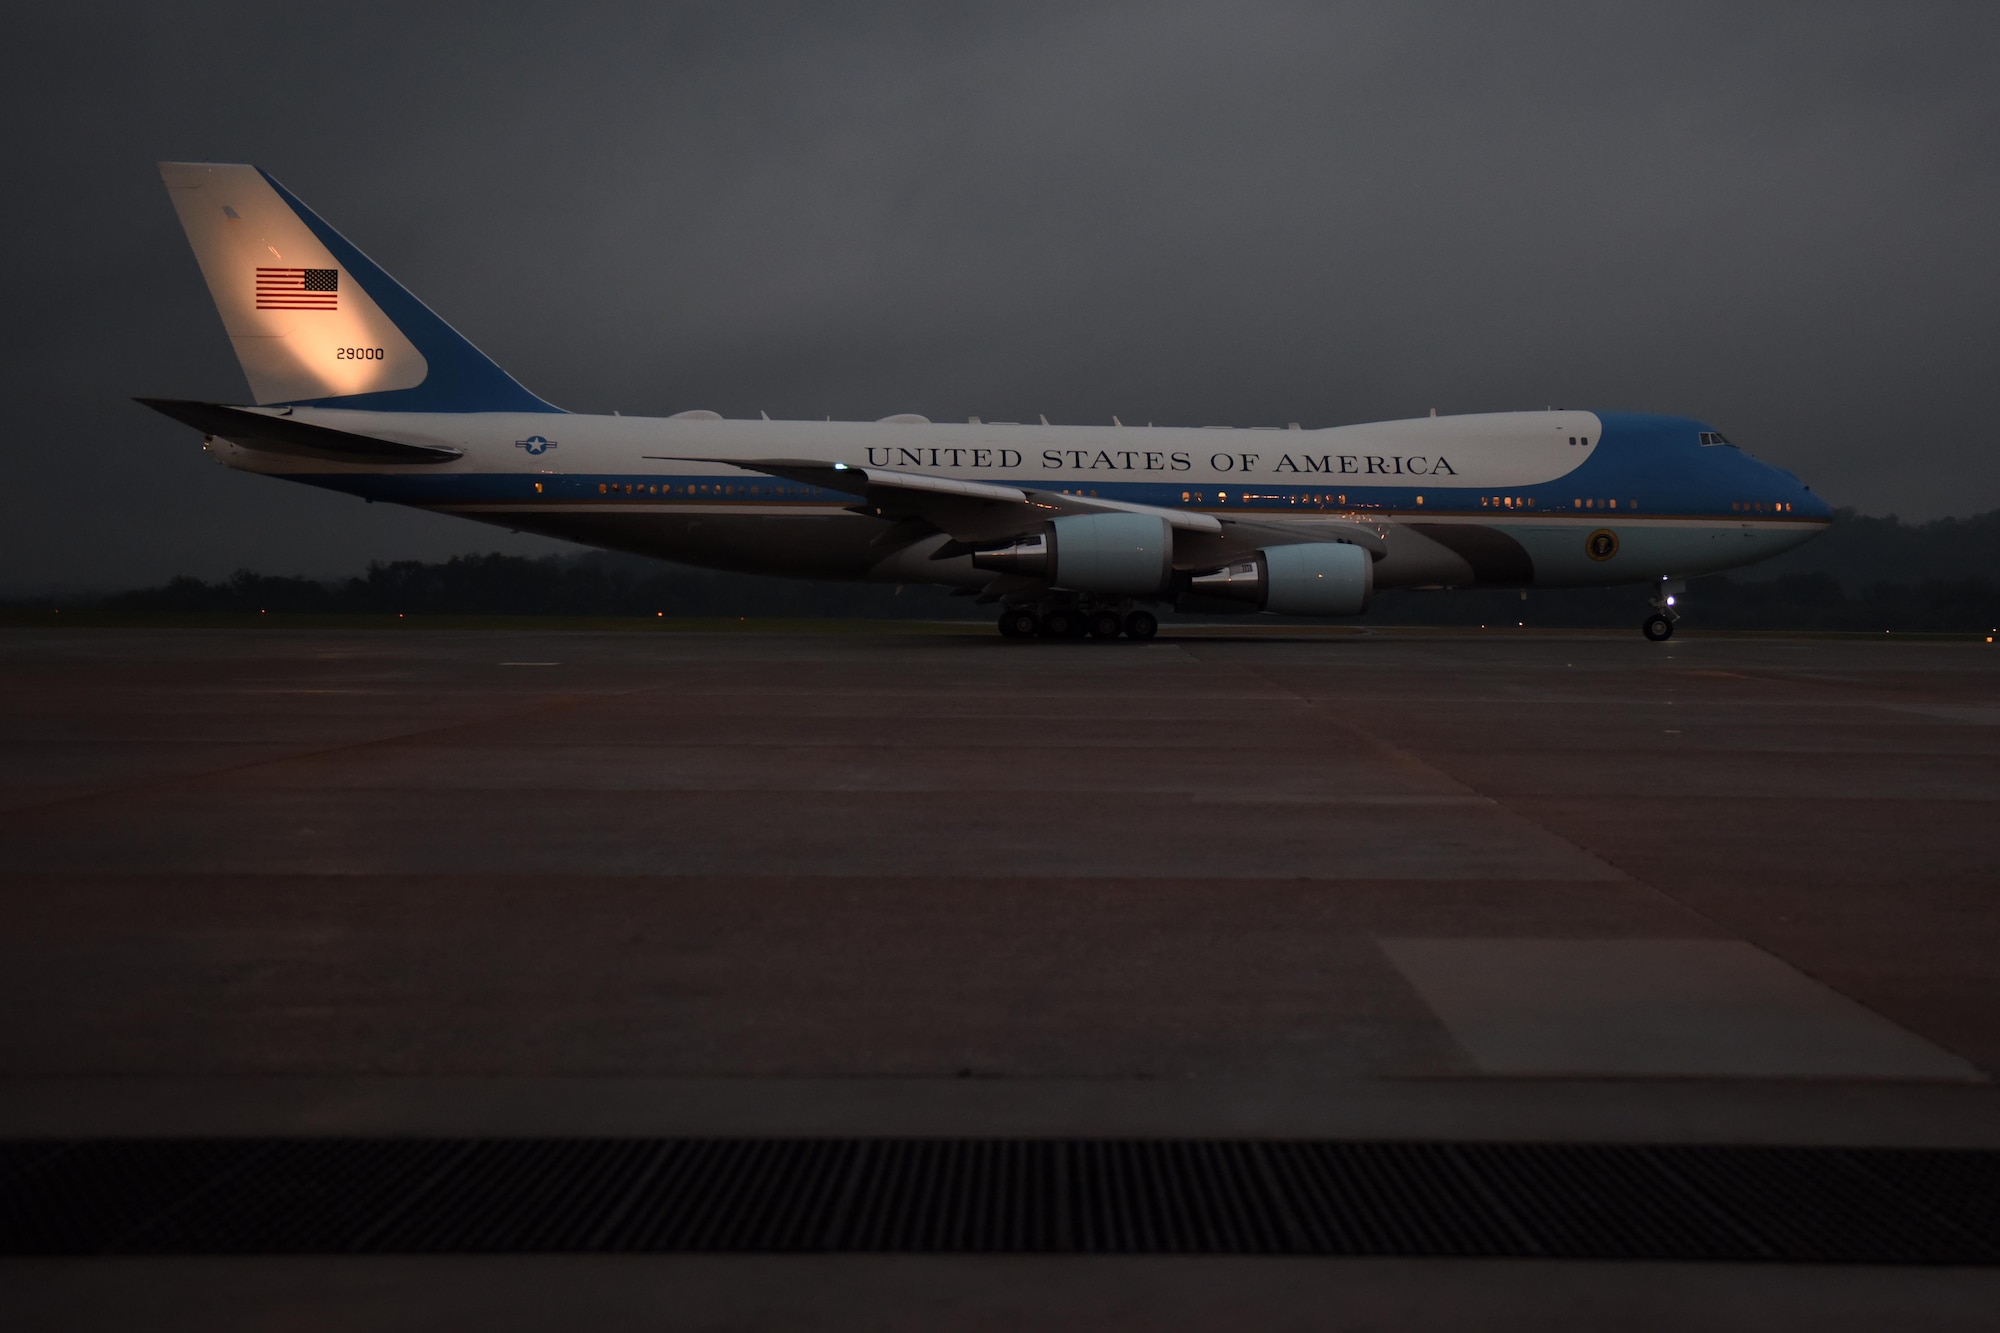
[1797,488,1834,522]
[1759,457,1832,522]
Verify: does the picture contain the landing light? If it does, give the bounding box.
[1666,596,1676,607]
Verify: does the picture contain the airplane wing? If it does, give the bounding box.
[646,456,1219,545]
[647,456,1386,561]
[137,398,465,464]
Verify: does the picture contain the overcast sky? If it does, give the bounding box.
[4,2,1997,589]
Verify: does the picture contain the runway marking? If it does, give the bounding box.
[1381,938,1982,1080]
[1880,702,2000,726]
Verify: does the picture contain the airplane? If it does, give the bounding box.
[143,162,1832,641]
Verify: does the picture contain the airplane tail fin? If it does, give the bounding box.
[157,162,558,413]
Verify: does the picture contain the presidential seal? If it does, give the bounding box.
[1586,528,1620,561]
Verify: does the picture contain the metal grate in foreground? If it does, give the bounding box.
[0,1138,1994,1263]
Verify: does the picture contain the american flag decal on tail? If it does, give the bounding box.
[255,267,339,310]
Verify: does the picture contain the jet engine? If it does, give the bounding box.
[972,512,1174,594]
[1186,541,1373,616]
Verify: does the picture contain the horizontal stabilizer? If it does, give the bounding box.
[136,398,463,465]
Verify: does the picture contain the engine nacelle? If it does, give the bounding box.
[972,512,1174,595]
[1186,541,1373,616]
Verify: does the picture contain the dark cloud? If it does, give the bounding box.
[4,2,1997,588]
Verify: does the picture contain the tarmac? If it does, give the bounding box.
[1,623,1996,1327]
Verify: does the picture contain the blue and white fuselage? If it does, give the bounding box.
[147,162,1830,639]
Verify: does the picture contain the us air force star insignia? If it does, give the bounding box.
[1586,528,1620,561]
[515,435,557,455]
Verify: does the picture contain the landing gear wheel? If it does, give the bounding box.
[1643,614,1675,642]
[1087,609,1124,640]
[1039,607,1081,639]
[998,608,1037,639]
[1124,609,1159,640]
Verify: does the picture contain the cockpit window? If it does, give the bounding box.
[1698,430,1734,447]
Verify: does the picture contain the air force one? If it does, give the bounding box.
[144,162,1831,641]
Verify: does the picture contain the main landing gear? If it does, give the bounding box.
[1643,578,1684,642]
[997,599,1157,642]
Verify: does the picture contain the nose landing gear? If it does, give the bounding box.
[1643,579,1684,642]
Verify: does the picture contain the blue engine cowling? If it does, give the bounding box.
[971,512,1174,594]
[1185,541,1373,615]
